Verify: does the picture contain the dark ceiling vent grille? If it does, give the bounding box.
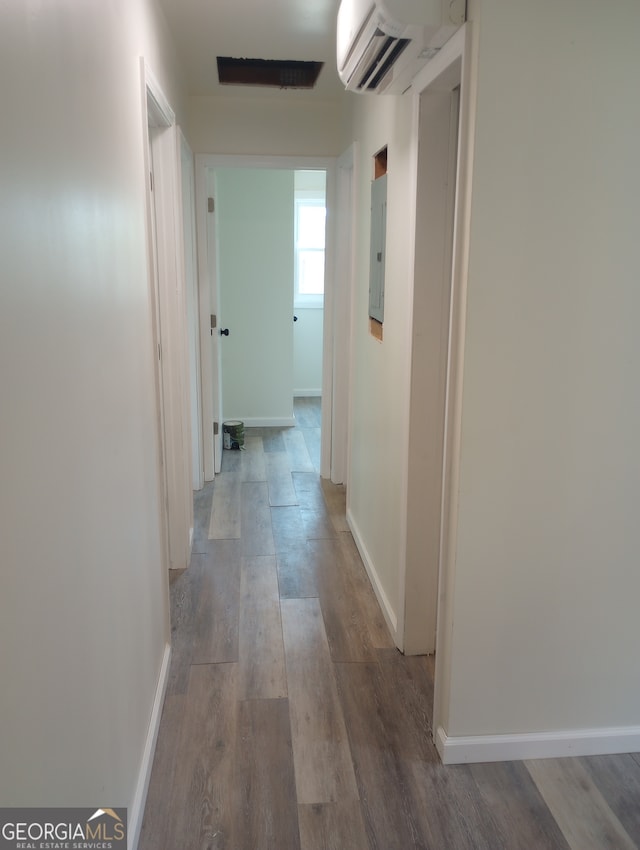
[217,57,324,89]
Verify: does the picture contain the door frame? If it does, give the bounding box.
[142,60,194,569]
[195,153,348,482]
[178,131,204,491]
[398,24,477,737]
[141,63,171,579]
[329,144,357,485]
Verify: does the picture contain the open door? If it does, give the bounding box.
[194,163,225,477]
[214,168,295,429]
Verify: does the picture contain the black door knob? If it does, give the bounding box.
[293,315,298,322]
[220,328,230,336]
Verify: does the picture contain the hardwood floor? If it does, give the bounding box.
[139,398,640,850]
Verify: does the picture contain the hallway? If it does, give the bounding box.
[139,400,640,850]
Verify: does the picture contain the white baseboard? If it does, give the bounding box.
[129,642,171,850]
[237,417,296,428]
[294,389,322,397]
[346,508,398,640]
[436,724,640,765]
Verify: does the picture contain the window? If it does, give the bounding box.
[294,171,326,308]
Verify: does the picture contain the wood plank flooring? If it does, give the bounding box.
[140,398,640,850]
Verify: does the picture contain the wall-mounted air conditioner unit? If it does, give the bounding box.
[337,0,466,94]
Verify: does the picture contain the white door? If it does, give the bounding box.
[214,168,295,427]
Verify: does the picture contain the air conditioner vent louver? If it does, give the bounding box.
[359,37,410,90]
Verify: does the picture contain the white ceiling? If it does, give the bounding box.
[158,0,346,99]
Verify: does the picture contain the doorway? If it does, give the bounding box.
[195,154,351,485]
[212,167,325,433]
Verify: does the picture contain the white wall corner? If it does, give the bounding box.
[129,643,171,850]
[347,508,399,646]
[436,724,640,766]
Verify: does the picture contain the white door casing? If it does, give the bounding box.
[195,154,351,482]
[143,61,193,569]
[330,144,357,486]
[396,26,477,742]
[179,132,204,491]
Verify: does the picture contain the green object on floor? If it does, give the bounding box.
[223,420,245,450]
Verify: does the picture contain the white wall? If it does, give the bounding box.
[346,93,416,630]
[0,0,186,820]
[346,0,640,754]
[188,94,345,156]
[294,308,324,395]
[441,0,640,740]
